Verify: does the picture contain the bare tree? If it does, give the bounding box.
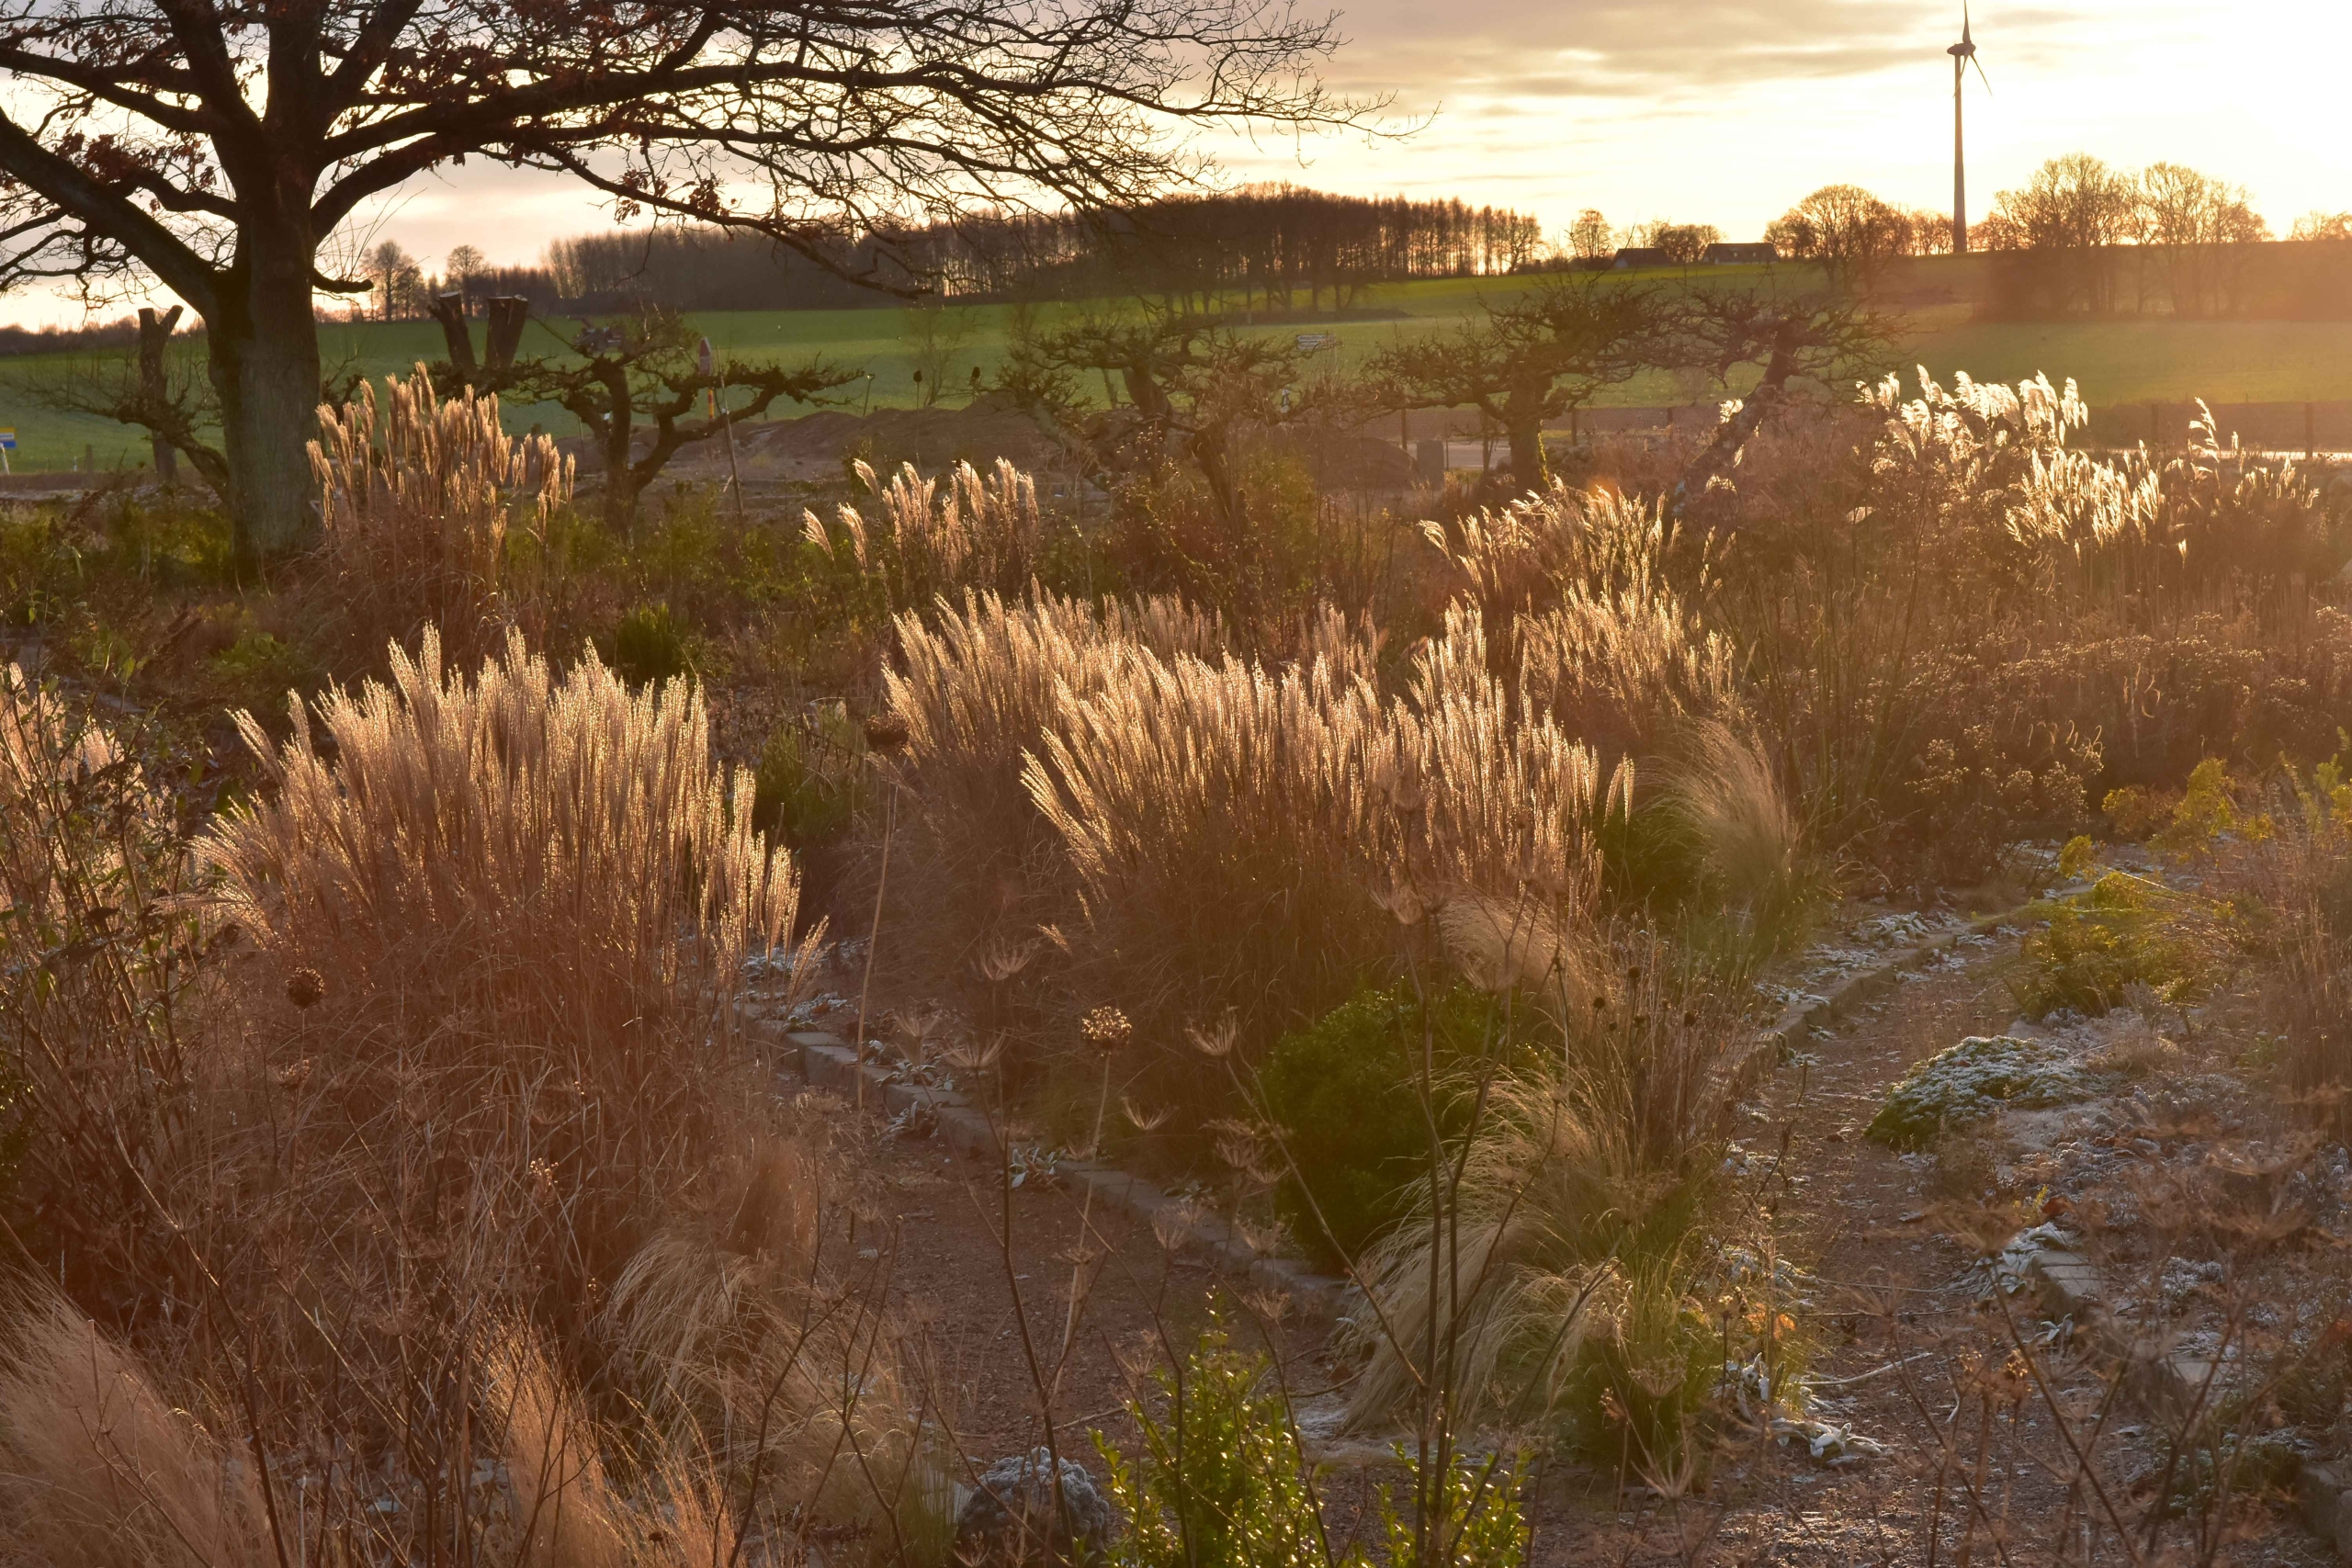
[1036,307,1320,539]
[492,310,855,531]
[1369,274,1668,487]
[904,300,973,409]
[1674,287,1892,510]
[366,240,421,321]
[1764,185,1910,293]
[0,0,1369,565]
[10,314,231,499]
[1566,209,1613,263]
[1655,222,1722,265]
[1991,153,2141,314]
[2137,162,2269,318]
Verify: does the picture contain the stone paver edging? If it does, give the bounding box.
[741,898,2043,1325]
[2028,1234,2347,1555]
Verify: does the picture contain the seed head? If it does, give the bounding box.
[285,967,325,1010]
[862,711,911,754]
[1080,1005,1131,1054]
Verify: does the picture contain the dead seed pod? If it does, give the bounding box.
[285,966,325,1010]
[1080,1005,1132,1054]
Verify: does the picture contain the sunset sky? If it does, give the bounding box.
[10,0,2350,324]
[340,0,2350,279]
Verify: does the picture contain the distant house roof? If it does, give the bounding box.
[1705,242,1780,265]
[1611,247,1670,270]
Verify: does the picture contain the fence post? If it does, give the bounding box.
[2307,401,2316,460]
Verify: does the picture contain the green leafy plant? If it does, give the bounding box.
[1095,1314,1525,1568]
[1256,980,1525,1269]
[752,712,863,849]
[2010,869,2232,1018]
[601,601,694,686]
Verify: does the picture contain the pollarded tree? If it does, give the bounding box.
[1368,274,1668,488]
[0,0,1364,566]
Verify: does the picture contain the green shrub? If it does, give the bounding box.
[209,627,318,701]
[2010,869,2231,1018]
[600,601,693,685]
[1866,1034,2105,1149]
[752,711,863,849]
[1257,980,1527,1269]
[1096,1313,1524,1568]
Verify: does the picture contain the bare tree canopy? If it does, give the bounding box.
[0,0,1369,562]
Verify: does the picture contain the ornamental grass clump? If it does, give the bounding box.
[0,628,926,1554]
[311,362,572,666]
[199,625,802,1061]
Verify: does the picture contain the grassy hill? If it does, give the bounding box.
[2,268,2347,473]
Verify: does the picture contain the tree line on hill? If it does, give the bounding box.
[1767,157,2352,319]
[338,158,2346,333]
[348,186,1547,323]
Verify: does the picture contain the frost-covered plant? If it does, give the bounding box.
[1867,1034,2107,1149]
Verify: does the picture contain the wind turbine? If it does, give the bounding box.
[1948,3,1991,254]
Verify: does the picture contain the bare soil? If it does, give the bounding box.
[794,917,2346,1564]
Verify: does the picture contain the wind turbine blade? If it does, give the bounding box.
[1973,55,1992,94]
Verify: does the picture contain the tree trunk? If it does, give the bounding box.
[597,363,640,534]
[208,230,324,567]
[1505,409,1546,491]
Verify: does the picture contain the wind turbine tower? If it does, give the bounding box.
[1948,4,1990,254]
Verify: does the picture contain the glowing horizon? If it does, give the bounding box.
[0,0,2342,327]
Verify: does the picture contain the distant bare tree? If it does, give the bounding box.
[367,242,424,323]
[490,311,855,530]
[1656,223,1723,265]
[904,302,974,408]
[2137,162,2270,317]
[1566,209,1614,263]
[2290,211,2352,243]
[442,245,489,309]
[1905,209,1956,255]
[1765,186,1910,292]
[1993,153,2141,313]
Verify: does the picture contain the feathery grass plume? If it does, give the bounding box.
[199,626,807,1055]
[1023,642,1390,1067]
[1419,480,1595,624]
[594,1139,924,1528]
[0,666,211,1309]
[1288,600,1385,683]
[0,1290,271,1568]
[481,1317,734,1567]
[881,586,1228,987]
[1384,601,1631,928]
[195,625,819,1329]
[1651,718,1804,933]
[805,457,1045,611]
[1421,482,1709,629]
[1517,572,1739,765]
[887,586,1227,830]
[311,361,572,665]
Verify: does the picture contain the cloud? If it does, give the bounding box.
[1321,0,2111,106]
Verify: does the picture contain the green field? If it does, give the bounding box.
[3,271,2348,473]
